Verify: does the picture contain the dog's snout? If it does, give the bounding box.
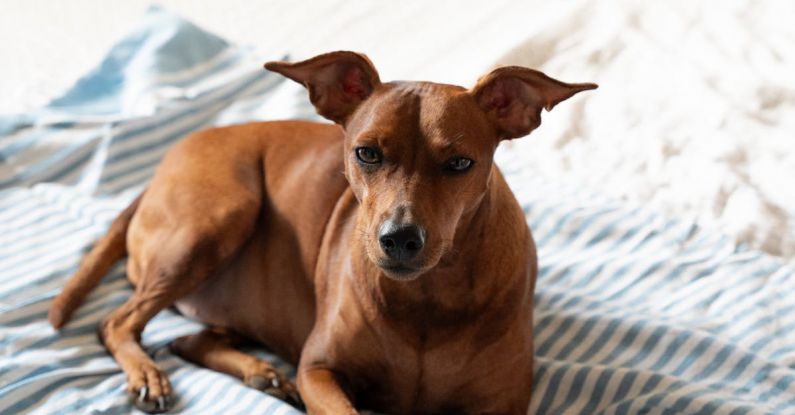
[378,220,425,261]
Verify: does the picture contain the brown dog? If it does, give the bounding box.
[48,51,596,414]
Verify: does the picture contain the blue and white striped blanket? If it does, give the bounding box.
[2,7,793,415]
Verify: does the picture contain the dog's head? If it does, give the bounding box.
[266,51,595,281]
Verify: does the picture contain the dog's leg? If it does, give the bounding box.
[99,288,184,413]
[101,215,258,412]
[170,328,301,406]
[298,368,358,415]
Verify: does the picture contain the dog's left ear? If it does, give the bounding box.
[470,66,597,140]
[265,51,381,124]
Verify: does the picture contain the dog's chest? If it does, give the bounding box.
[354,330,482,414]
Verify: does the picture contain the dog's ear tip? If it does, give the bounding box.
[264,60,297,73]
[263,61,281,71]
[566,82,598,92]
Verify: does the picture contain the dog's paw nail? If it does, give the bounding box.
[246,375,270,390]
[245,372,300,405]
[130,386,170,414]
[157,396,167,411]
[138,386,148,402]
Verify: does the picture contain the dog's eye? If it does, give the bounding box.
[356,147,382,164]
[446,157,473,172]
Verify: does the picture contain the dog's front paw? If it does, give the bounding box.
[126,363,173,413]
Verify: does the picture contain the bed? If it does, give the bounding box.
[1,7,793,415]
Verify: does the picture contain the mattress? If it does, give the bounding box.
[1,8,793,415]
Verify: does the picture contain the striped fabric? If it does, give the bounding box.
[1,7,793,415]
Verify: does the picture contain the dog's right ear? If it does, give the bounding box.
[265,51,381,125]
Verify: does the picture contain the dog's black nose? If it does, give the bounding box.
[378,221,425,261]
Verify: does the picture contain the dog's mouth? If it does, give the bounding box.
[378,261,423,281]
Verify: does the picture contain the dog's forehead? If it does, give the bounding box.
[352,81,489,142]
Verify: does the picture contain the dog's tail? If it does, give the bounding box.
[48,192,144,330]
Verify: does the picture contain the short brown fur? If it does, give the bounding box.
[49,51,596,414]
